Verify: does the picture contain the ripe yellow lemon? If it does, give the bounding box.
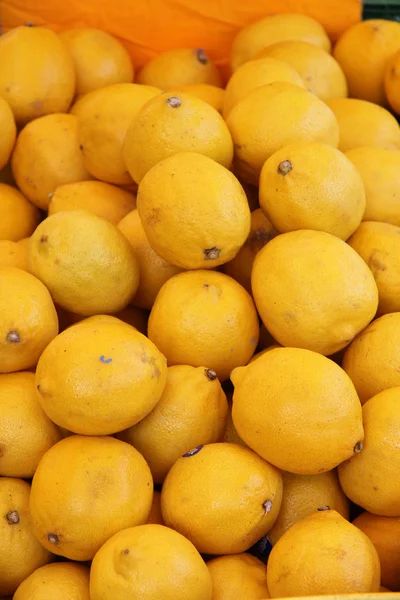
[221,208,278,294]
[48,180,136,225]
[13,562,90,600]
[117,365,228,483]
[35,316,167,435]
[207,553,270,599]
[259,142,365,240]
[223,57,306,118]
[0,267,58,373]
[226,82,339,185]
[258,40,347,101]
[0,183,39,241]
[267,470,350,545]
[267,509,380,597]
[0,97,16,170]
[148,270,259,382]
[11,113,91,210]
[326,98,400,152]
[342,312,400,403]
[251,230,378,355]
[231,347,364,474]
[28,210,140,316]
[136,152,250,270]
[90,524,213,600]
[71,83,161,185]
[0,477,51,596]
[123,92,233,184]
[117,209,182,310]
[60,28,134,95]
[230,13,331,72]
[137,48,222,89]
[0,25,75,125]
[338,386,400,517]
[0,371,61,477]
[30,435,153,561]
[347,221,400,315]
[345,146,400,227]
[161,442,283,554]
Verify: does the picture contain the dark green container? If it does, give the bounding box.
[363,0,400,21]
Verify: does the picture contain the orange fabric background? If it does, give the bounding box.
[1,0,362,73]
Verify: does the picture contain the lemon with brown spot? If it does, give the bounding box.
[231,347,364,474]
[35,315,167,435]
[0,477,51,596]
[348,221,400,316]
[30,435,153,561]
[137,152,250,270]
[123,92,233,185]
[137,48,221,89]
[259,142,365,240]
[0,267,58,373]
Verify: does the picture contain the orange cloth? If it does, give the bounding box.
[1,0,361,76]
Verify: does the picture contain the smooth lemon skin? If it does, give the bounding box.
[27,210,140,316]
[267,510,381,598]
[230,13,331,72]
[71,83,161,185]
[231,347,364,475]
[0,26,76,125]
[259,142,365,240]
[90,524,213,600]
[13,562,90,600]
[60,28,134,95]
[0,267,59,374]
[226,82,339,185]
[148,270,259,382]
